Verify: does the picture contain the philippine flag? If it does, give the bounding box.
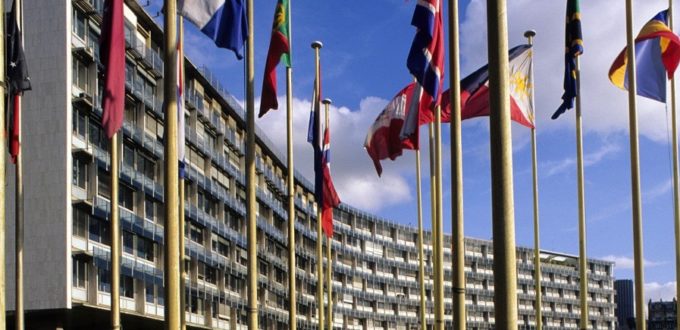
[179,0,248,59]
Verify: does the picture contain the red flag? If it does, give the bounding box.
[100,0,125,138]
[259,0,290,117]
[364,83,431,176]
[321,126,340,237]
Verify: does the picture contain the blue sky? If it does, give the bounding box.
[147,0,680,301]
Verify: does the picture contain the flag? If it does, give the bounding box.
[259,0,290,117]
[321,123,340,237]
[307,78,322,205]
[552,0,583,120]
[364,84,421,176]
[440,44,534,128]
[403,0,444,141]
[179,0,248,60]
[100,0,125,138]
[178,33,186,178]
[608,9,680,102]
[6,0,31,164]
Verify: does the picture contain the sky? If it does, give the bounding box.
[146,0,680,302]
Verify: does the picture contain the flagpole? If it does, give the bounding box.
[244,0,260,328]
[667,2,680,329]
[624,1,645,330]
[428,122,436,328]
[487,0,518,328]
[109,133,120,330]
[311,40,324,330]
[323,98,333,330]
[0,0,7,327]
[524,30,542,330]
[14,2,24,329]
[178,15,186,330]
[415,148,426,328]
[447,0,465,328]
[163,0,180,328]
[285,1,297,327]
[433,103,444,330]
[575,57,589,330]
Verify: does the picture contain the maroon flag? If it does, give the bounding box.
[100,0,125,138]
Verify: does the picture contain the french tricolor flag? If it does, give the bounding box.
[180,0,248,59]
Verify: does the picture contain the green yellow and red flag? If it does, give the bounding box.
[259,0,291,117]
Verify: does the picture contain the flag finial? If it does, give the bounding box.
[524,30,536,39]
[311,41,323,49]
[322,98,332,105]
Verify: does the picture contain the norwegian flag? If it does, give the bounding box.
[321,125,340,237]
[406,0,445,104]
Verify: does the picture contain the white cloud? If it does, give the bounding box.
[600,255,666,270]
[542,142,621,177]
[646,281,677,302]
[460,1,677,142]
[255,95,415,212]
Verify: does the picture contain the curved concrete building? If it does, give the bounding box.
[7,0,616,329]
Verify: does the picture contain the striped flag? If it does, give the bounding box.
[552,0,583,120]
[608,9,680,102]
[259,0,291,117]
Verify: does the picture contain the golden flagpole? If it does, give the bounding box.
[624,1,645,329]
[667,2,680,329]
[163,0,180,328]
[311,40,324,330]
[433,103,444,330]
[524,30,542,330]
[428,122,436,328]
[323,98,333,330]
[110,130,120,330]
[245,0,258,328]
[178,15,186,330]
[575,58,589,330]
[447,0,465,328]
[415,148,426,328]
[487,0,518,327]
[0,0,7,327]
[286,0,296,327]
[14,1,24,328]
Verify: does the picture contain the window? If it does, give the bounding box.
[137,154,156,180]
[123,231,134,255]
[89,218,110,245]
[89,120,107,149]
[98,169,111,199]
[123,144,135,168]
[72,157,88,189]
[145,113,164,141]
[121,276,134,298]
[205,265,217,285]
[145,196,156,221]
[197,262,206,281]
[190,296,204,314]
[72,257,87,288]
[72,8,86,39]
[145,282,155,303]
[72,109,87,139]
[137,237,154,261]
[190,225,204,245]
[119,185,134,210]
[72,57,90,93]
[98,267,111,293]
[125,103,137,126]
[73,208,88,238]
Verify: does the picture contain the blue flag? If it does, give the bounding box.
[179,0,248,59]
[553,0,583,120]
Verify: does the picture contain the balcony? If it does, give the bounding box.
[139,46,164,79]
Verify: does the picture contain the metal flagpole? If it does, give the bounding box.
[667,2,680,329]
[524,30,542,330]
[415,148,426,328]
[323,98,333,330]
[14,2,24,328]
[428,123,436,328]
[487,0,519,328]
[163,0,181,328]
[447,0,465,328]
[245,0,258,328]
[312,40,324,330]
[624,1,645,329]
[0,1,7,327]
[110,134,120,330]
[433,104,444,330]
[575,57,589,330]
[178,15,186,330]
[285,2,297,329]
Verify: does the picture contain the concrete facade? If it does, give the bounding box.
[6,0,617,329]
